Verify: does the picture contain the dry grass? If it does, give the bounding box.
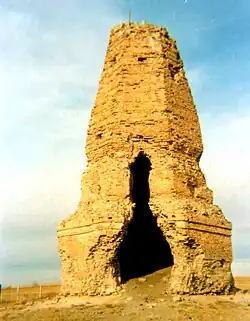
[234,276,250,291]
[1,276,249,303]
[1,284,60,303]
[1,276,250,321]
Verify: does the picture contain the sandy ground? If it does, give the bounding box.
[1,271,250,320]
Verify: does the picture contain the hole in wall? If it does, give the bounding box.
[138,57,147,62]
[196,151,202,163]
[169,63,181,79]
[116,151,174,283]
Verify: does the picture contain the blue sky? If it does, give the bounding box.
[1,0,250,286]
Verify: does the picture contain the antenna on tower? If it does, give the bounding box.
[128,9,132,23]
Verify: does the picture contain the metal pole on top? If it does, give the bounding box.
[128,9,132,23]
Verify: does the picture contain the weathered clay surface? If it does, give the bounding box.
[57,22,234,296]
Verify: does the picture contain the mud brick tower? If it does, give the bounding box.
[57,22,234,296]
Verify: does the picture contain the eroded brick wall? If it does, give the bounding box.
[57,23,234,296]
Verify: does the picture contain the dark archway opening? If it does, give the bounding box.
[116,152,174,283]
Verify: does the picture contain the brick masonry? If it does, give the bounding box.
[57,22,234,296]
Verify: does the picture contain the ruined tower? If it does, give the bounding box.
[57,23,234,295]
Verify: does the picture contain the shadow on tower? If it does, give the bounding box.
[116,151,174,283]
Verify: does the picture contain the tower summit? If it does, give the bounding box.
[57,22,234,295]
